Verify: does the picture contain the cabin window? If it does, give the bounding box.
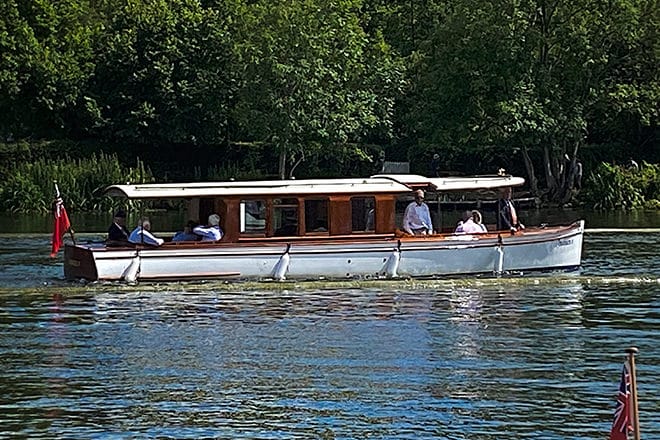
[304,199,328,233]
[240,199,266,234]
[273,198,298,236]
[352,197,375,232]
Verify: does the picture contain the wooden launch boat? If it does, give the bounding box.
[63,174,585,282]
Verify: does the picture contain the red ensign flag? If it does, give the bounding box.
[50,197,71,258]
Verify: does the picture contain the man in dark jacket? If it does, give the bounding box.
[107,210,130,245]
[497,187,525,233]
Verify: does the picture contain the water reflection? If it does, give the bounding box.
[1,285,658,439]
[0,223,659,438]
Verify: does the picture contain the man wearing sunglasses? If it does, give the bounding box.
[403,189,433,235]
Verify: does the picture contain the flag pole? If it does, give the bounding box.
[626,347,640,440]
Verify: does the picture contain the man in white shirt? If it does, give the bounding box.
[128,218,164,246]
[193,213,224,241]
[403,189,433,235]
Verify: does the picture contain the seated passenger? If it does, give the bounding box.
[128,218,164,246]
[455,210,487,234]
[172,220,200,242]
[193,213,224,241]
[107,209,130,246]
[471,210,488,233]
[454,211,471,233]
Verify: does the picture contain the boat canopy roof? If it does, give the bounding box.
[104,177,412,199]
[373,174,525,191]
[104,174,526,199]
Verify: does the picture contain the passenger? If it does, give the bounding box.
[193,213,224,241]
[128,217,164,246]
[403,189,433,235]
[454,210,471,233]
[470,210,488,233]
[107,209,130,245]
[497,187,525,233]
[455,210,486,233]
[172,220,200,242]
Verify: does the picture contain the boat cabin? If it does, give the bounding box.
[104,174,525,243]
[105,177,412,243]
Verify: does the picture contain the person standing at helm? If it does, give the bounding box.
[193,213,224,241]
[403,189,433,235]
[497,187,525,233]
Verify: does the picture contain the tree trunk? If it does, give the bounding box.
[521,147,539,196]
[558,140,582,205]
[278,149,287,180]
[543,146,556,196]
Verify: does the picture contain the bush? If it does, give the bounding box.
[581,162,660,210]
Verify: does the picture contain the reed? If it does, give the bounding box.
[0,153,154,213]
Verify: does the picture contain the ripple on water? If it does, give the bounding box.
[0,285,658,439]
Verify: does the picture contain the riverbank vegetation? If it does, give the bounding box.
[1,0,657,212]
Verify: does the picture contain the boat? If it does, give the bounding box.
[63,174,585,282]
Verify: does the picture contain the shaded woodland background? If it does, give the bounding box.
[1,0,657,210]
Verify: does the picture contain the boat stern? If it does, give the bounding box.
[64,244,99,281]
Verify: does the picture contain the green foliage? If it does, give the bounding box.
[233,0,405,178]
[0,153,153,213]
[0,0,656,192]
[0,0,97,138]
[87,0,234,145]
[581,162,660,210]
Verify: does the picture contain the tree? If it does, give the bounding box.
[87,0,235,146]
[394,0,657,203]
[0,0,96,139]
[232,0,404,179]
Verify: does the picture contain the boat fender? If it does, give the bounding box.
[122,254,141,283]
[494,234,504,276]
[272,243,291,281]
[383,240,401,278]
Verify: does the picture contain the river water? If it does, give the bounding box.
[0,211,659,439]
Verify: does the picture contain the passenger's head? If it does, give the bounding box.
[414,189,425,204]
[114,210,127,224]
[208,214,220,226]
[501,186,512,199]
[139,218,151,230]
[461,210,471,222]
[471,210,482,224]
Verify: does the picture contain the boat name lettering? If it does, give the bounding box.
[558,239,573,246]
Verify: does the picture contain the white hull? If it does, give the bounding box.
[65,221,584,282]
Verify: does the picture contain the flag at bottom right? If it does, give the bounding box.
[610,361,633,440]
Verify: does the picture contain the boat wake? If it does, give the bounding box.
[1,273,657,296]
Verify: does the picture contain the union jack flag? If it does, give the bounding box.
[610,361,632,440]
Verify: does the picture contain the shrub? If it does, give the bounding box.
[581,162,660,210]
